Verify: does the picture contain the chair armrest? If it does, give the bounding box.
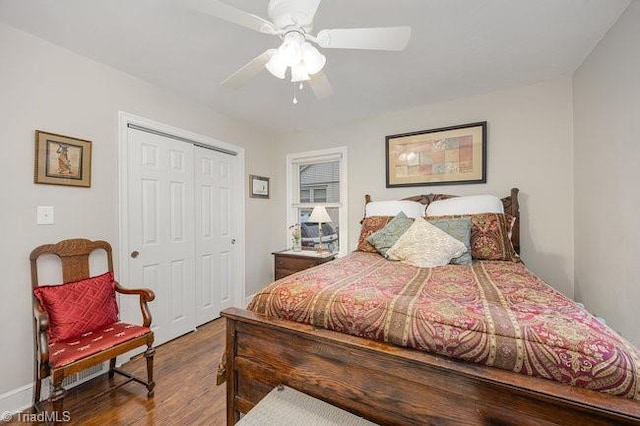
[33,301,50,366]
[114,282,155,301]
[114,281,155,327]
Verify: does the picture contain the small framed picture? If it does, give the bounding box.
[249,174,270,199]
[34,130,92,187]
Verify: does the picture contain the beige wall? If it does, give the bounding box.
[0,23,273,407]
[271,78,575,298]
[573,1,640,347]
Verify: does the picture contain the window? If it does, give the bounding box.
[287,147,348,256]
[300,186,327,203]
[313,188,327,203]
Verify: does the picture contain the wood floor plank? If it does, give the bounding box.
[9,319,226,425]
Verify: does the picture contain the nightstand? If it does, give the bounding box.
[272,249,336,280]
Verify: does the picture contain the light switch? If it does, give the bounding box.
[37,206,54,225]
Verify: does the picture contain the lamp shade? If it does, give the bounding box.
[301,42,326,75]
[309,206,332,223]
[265,52,287,79]
[279,32,303,67]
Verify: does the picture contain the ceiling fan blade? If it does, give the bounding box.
[221,49,276,89]
[187,0,276,34]
[316,26,411,51]
[303,0,322,21]
[308,71,333,99]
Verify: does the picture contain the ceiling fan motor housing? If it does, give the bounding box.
[268,0,315,32]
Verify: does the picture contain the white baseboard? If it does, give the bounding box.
[0,383,33,416]
[0,364,106,415]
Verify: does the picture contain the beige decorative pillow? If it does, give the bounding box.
[386,218,468,268]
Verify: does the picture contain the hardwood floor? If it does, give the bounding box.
[11,319,226,425]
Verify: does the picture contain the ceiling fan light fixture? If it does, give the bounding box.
[201,0,411,99]
[265,51,287,79]
[301,42,326,75]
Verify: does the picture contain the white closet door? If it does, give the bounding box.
[126,128,196,345]
[195,146,236,325]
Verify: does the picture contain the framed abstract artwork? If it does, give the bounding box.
[249,174,270,199]
[34,130,92,187]
[386,121,487,187]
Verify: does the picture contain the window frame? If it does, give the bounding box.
[286,146,348,257]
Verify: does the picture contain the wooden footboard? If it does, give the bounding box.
[222,307,640,426]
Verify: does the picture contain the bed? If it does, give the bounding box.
[220,188,640,425]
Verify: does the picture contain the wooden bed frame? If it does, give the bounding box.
[221,188,640,425]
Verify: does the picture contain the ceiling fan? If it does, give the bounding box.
[187,0,412,99]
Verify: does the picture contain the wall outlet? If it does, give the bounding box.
[37,206,54,225]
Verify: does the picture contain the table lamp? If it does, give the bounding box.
[308,206,332,253]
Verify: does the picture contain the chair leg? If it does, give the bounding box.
[33,356,42,412]
[144,345,156,397]
[108,357,117,379]
[33,377,42,412]
[50,379,66,426]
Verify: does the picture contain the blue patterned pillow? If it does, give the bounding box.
[428,217,473,265]
[367,212,414,257]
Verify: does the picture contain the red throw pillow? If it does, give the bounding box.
[34,272,119,343]
[426,213,518,261]
[357,216,393,252]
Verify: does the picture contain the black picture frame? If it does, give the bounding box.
[386,121,487,187]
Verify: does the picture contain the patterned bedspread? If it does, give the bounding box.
[249,251,640,399]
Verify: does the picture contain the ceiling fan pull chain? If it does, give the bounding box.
[292,82,298,105]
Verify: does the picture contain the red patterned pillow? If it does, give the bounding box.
[427,213,518,261]
[357,216,393,252]
[34,272,119,343]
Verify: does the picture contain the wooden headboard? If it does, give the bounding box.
[364,188,520,255]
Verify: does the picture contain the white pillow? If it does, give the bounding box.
[365,200,425,219]
[386,218,467,268]
[426,195,504,216]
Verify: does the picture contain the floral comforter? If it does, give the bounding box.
[249,251,640,399]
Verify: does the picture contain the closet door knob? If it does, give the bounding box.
[131,250,139,258]
[231,239,236,244]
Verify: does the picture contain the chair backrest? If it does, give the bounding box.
[30,238,114,289]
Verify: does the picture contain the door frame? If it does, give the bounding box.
[117,111,246,312]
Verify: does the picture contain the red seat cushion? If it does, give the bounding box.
[34,272,119,343]
[49,322,151,368]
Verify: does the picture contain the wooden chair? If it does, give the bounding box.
[30,238,155,419]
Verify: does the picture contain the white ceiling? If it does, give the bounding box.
[0,0,630,134]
